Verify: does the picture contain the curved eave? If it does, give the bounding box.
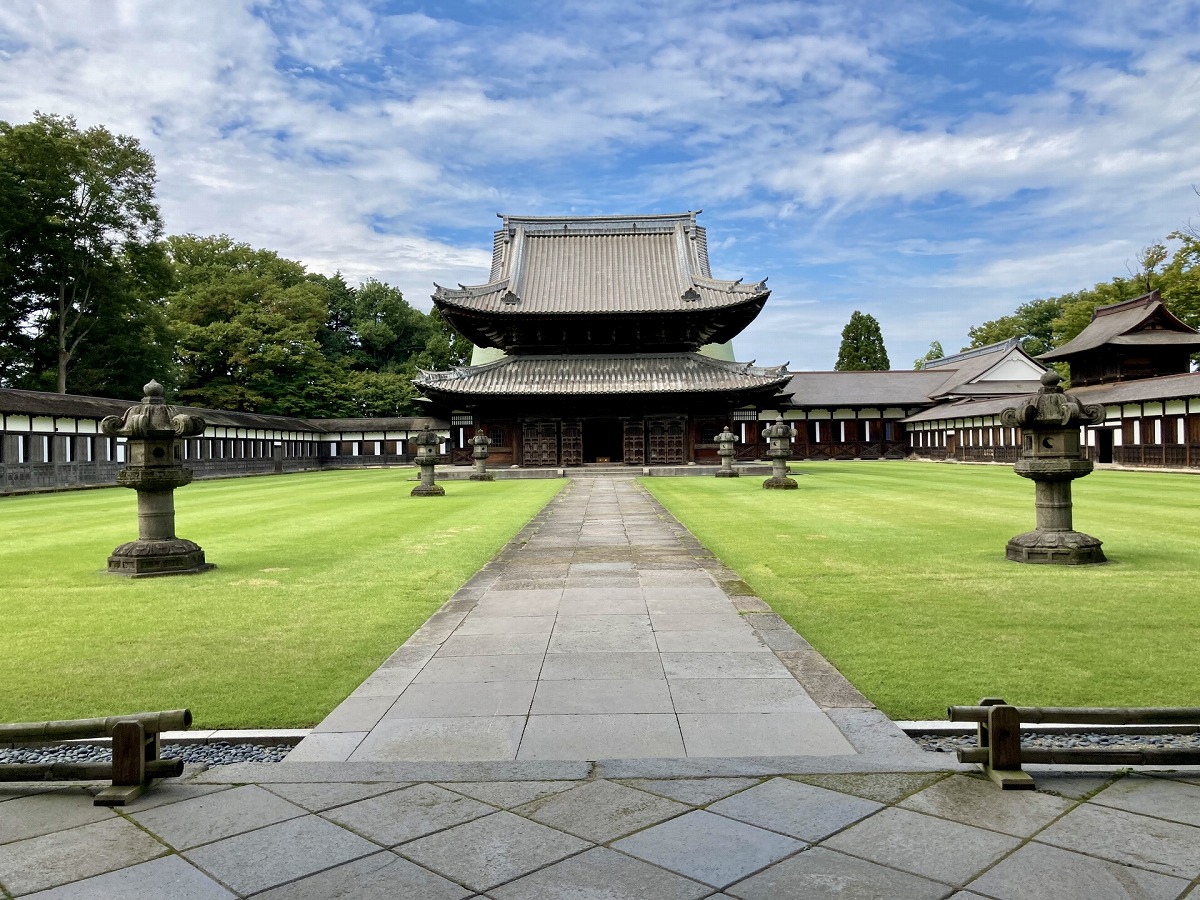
[433,290,769,352]
[432,280,768,317]
[413,354,790,399]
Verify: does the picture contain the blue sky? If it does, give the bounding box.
[3,0,1200,370]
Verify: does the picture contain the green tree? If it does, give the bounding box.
[1159,230,1200,330]
[166,235,335,415]
[835,310,890,371]
[913,340,944,370]
[965,296,1064,356]
[0,113,167,394]
[427,306,471,368]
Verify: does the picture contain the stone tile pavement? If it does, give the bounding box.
[290,476,906,764]
[2,769,1199,897]
[2,476,1198,897]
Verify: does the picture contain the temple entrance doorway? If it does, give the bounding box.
[584,418,624,463]
[1095,428,1114,463]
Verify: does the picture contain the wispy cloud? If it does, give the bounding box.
[1,0,1199,369]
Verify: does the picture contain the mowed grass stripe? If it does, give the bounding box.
[0,469,564,728]
[643,462,1199,720]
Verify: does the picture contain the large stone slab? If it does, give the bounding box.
[708,776,882,841]
[350,716,526,761]
[821,807,1021,885]
[399,810,590,892]
[488,846,710,900]
[613,809,802,888]
[386,680,537,717]
[677,712,856,757]
[530,678,673,714]
[129,785,306,850]
[517,714,685,760]
[18,854,236,899]
[254,851,470,900]
[182,815,377,895]
[899,773,1074,836]
[321,783,494,846]
[1036,802,1200,879]
[0,818,167,894]
[730,846,950,900]
[515,779,689,842]
[966,840,1188,900]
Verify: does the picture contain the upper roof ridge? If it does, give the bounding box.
[1092,289,1161,319]
[498,211,700,233]
[924,337,1020,369]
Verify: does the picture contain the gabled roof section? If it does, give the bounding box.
[413,353,790,397]
[925,339,1046,399]
[436,211,768,317]
[784,371,950,407]
[1040,290,1200,360]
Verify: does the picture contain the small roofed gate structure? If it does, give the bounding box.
[414,213,792,467]
[1040,291,1200,468]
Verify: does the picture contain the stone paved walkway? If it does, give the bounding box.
[289,476,883,764]
[3,765,1199,896]
[2,476,1198,897]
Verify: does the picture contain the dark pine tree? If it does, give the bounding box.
[835,310,890,371]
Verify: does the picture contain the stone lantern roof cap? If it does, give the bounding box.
[100,379,207,440]
[999,370,1104,429]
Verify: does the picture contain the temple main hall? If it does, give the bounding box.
[414,212,792,467]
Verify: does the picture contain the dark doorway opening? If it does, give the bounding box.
[585,418,624,463]
[1096,428,1114,463]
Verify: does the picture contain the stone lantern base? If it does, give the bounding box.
[411,482,446,497]
[107,538,214,578]
[1005,530,1106,565]
[762,475,798,489]
[469,472,496,482]
[715,469,740,478]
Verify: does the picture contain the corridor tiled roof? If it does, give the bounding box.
[0,387,317,431]
[414,353,791,396]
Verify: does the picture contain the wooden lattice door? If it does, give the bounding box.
[623,420,645,464]
[647,418,685,464]
[561,420,583,467]
[522,421,559,466]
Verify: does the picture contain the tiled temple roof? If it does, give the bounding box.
[1040,291,1200,360]
[414,353,791,397]
[435,212,768,317]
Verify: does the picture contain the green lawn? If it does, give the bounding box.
[0,470,562,728]
[643,462,1200,720]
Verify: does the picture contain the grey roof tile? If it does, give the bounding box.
[414,353,790,396]
[435,213,766,317]
[0,388,317,432]
[1041,291,1200,359]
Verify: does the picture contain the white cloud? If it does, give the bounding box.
[2,0,1199,372]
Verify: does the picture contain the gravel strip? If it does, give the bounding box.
[0,742,291,767]
[912,731,1200,754]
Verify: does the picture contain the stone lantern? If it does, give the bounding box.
[411,424,445,497]
[761,418,798,489]
[468,427,495,481]
[999,371,1106,564]
[715,425,739,477]
[101,380,213,577]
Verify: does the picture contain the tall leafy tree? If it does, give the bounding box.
[1162,229,1200,329]
[167,235,335,415]
[0,113,167,394]
[965,297,1064,356]
[835,310,890,371]
[913,340,944,370]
